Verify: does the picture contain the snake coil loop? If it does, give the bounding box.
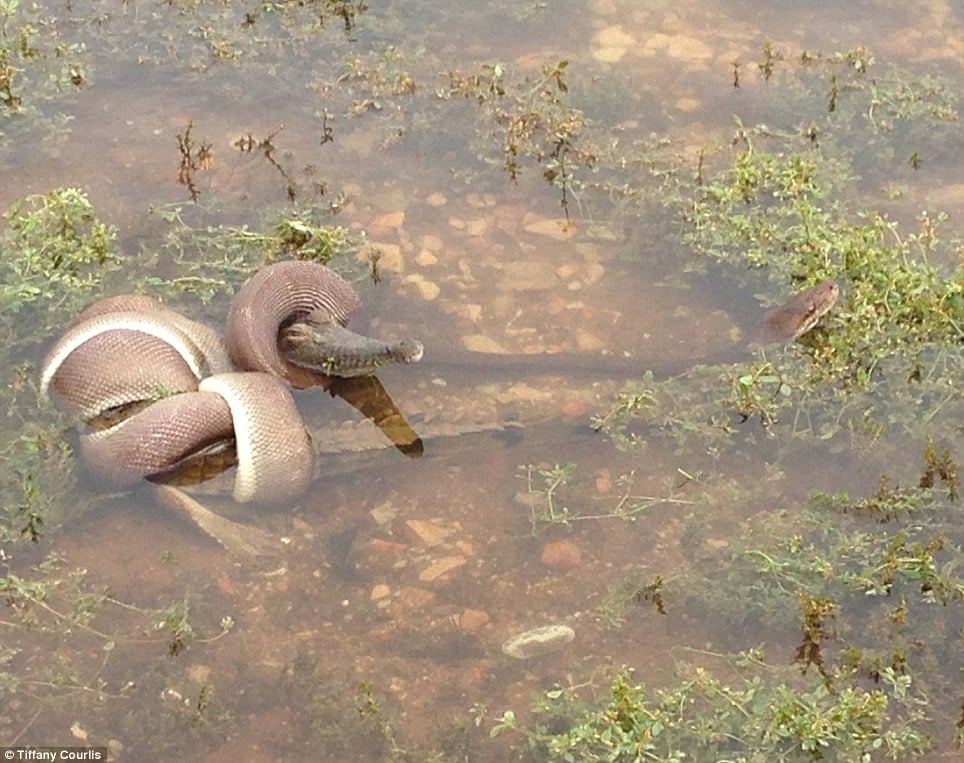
[40,261,422,508]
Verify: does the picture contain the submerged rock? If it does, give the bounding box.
[540,540,582,569]
[501,624,576,659]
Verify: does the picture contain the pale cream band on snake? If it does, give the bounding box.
[39,260,425,542]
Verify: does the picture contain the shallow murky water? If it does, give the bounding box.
[2,0,961,760]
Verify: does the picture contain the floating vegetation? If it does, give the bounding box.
[492,655,932,761]
[683,147,962,390]
[0,188,119,327]
[591,110,962,458]
[756,43,958,127]
[448,60,599,220]
[496,445,961,760]
[176,121,214,203]
[0,189,123,539]
[515,462,693,535]
[0,0,87,112]
[0,552,236,746]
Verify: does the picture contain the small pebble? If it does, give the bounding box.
[592,45,629,63]
[404,274,441,300]
[462,334,507,353]
[559,399,588,418]
[502,624,575,659]
[583,262,606,284]
[417,279,441,300]
[371,584,391,600]
[555,263,579,279]
[460,609,490,632]
[70,722,89,741]
[188,664,212,684]
[643,32,714,64]
[541,540,582,569]
[465,218,488,237]
[415,249,438,266]
[592,24,636,49]
[404,519,448,547]
[370,210,405,237]
[522,213,576,241]
[590,25,636,63]
[574,327,605,351]
[419,556,466,582]
[466,193,496,207]
[420,233,443,251]
[396,587,435,609]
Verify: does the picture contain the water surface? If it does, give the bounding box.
[2,0,961,759]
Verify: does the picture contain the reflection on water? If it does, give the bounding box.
[2,0,961,758]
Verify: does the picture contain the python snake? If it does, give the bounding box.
[40,260,423,554]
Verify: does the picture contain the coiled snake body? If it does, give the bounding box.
[40,267,836,555]
[40,260,423,554]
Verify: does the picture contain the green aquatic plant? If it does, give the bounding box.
[0,0,87,107]
[593,576,667,629]
[0,550,237,746]
[512,444,961,759]
[759,42,957,128]
[0,189,121,541]
[0,0,88,161]
[339,45,418,115]
[251,0,369,39]
[0,187,119,326]
[731,359,794,427]
[515,462,693,535]
[493,655,930,761]
[591,359,814,455]
[699,445,959,614]
[671,445,961,734]
[448,60,598,219]
[139,200,357,307]
[593,125,962,460]
[497,459,959,759]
